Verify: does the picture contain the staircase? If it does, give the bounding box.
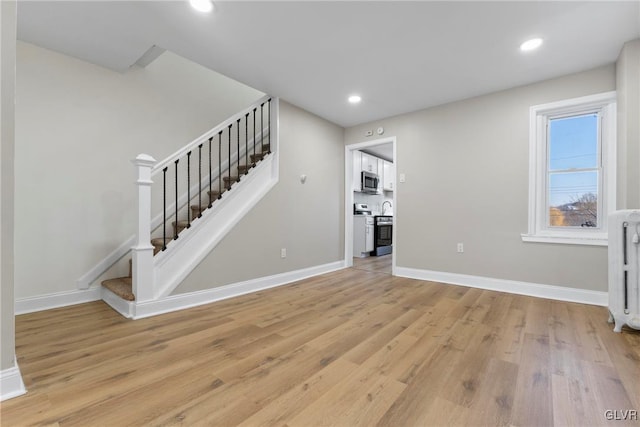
[101,96,278,314]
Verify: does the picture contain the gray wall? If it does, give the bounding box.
[174,101,345,294]
[345,65,616,292]
[1,0,16,371]
[15,42,264,299]
[616,39,640,209]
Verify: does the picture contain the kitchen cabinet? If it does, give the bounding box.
[354,151,391,194]
[377,159,384,193]
[353,216,374,257]
[352,151,362,192]
[383,160,395,191]
[361,153,379,175]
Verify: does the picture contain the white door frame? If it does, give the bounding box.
[344,136,397,274]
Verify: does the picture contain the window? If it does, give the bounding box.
[523,92,616,246]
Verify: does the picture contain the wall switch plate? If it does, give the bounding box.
[399,173,406,183]
[281,248,287,258]
[457,243,464,253]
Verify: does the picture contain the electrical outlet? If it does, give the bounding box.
[457,243,464,253]
[281,248,287,258]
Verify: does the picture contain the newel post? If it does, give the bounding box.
[132,154,156,303]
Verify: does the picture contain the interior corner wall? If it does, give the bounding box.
[173,101,345,294]
[345,64,616,292]
[616,39,640,209]
[14,41,264,300]
[0,0,17,371]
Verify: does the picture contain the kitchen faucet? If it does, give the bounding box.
[382,201,392,215]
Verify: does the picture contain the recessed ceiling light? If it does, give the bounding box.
[520,38,543,52]
[190,0,214,13]
[348,95,362,104]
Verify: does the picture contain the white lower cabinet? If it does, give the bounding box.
[353,216,374,257]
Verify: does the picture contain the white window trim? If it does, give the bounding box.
[522,91,616,246]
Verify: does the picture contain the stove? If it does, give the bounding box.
[372,215,393,256]
[374,215,393,225]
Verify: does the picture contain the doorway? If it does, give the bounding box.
[344,136,397,274]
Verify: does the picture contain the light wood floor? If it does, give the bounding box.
[2,265,639,426]
[352,255,392,274]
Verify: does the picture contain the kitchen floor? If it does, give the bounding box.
[352,254,392,274]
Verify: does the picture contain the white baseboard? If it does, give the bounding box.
[394,266,608,306]
[100,286,135,319]
[0,360,26,401]
[103,260,346,319]
[15,287,102,315]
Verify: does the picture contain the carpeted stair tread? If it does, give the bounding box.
[191,204,211,220]
[151,237,173,246]
[221,177,239,190]
[102,277,135,301]
[171,220,190,235]
[171,220,190,227]
[151,237,173,254]
[250,151,270,163]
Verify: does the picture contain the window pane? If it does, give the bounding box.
[549,113,598,170]
[548,171,598,227]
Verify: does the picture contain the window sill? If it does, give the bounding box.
[521,233,608,246]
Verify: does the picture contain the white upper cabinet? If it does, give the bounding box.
[353,151,393,193]
[383,160,395,192]
[353,151,362,192]
[361,153,379,175]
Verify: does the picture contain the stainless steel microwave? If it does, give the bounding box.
[361,171,379,193]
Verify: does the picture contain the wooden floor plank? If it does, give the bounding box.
[510,333,554,427]
[2,255,639,426]
[463,357,519,427]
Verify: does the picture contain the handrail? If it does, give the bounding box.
[151,94,271,177]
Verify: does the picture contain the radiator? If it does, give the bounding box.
[608,210,640,332]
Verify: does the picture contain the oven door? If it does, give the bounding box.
[375,223,393,247]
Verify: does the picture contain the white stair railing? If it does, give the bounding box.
[132,95,276,301]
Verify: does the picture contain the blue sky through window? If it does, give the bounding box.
[548,114,598,207]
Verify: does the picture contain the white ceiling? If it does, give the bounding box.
[17,1,640,128]
[362,144,393,162]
